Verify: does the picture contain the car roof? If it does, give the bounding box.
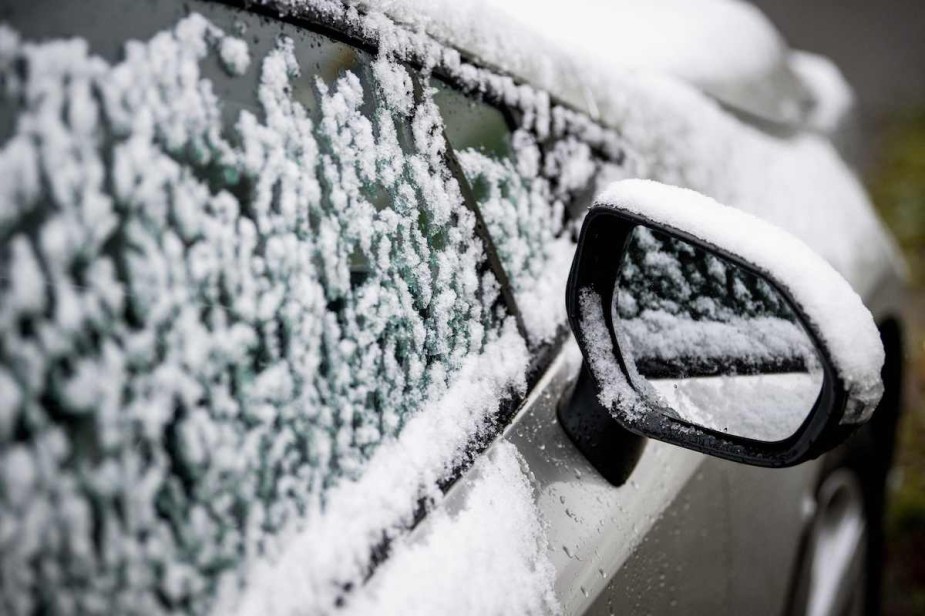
[346,0,813,126]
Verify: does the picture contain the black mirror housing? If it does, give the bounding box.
[563,180,884,468]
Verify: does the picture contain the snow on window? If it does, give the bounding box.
[228,322,529,615]
[455,136,562,340]
[433,82,626,344]
[269,0,895,310]
[219,36,251,75]
[0,13,526,613]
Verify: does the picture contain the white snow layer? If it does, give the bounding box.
[219,36,251,75]
[338,442,558,616]
[595,180,885,422]
[339,0,803,123]
[577,289,647,418]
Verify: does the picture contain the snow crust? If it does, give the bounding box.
[596,180,885,422]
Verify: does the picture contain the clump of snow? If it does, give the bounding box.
[596,179,885,422]
[219,35,251,75]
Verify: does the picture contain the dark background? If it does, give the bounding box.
[754,0,925,163]
[753,1,925,613]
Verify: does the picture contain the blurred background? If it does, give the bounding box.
[752,0,925,613]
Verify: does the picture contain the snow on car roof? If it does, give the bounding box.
[290,0,810,125]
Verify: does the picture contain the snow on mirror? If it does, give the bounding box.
[614,227,824,442]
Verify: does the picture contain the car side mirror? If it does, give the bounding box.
[564,180,885,468]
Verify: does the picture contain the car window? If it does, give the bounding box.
[0,2,515,612]
[433,80,627,344]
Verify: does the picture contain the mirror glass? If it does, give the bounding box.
[614,226,824,442]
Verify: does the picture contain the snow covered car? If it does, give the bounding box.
[0,0,906,614]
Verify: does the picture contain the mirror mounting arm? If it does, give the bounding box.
[557,364,647,486]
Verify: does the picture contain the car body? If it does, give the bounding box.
[0,0,906,615]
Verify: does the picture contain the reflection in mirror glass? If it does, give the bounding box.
[614,227,824,442]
